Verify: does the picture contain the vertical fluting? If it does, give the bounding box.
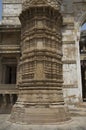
[10,0,70,124]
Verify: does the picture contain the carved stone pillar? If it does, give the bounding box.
[16,56,21,86]
[10,0,70,124]
[0,57,2,83]
[10,94,13,106]
[3,94,7,106]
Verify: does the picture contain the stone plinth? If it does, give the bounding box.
[1,115,86,130]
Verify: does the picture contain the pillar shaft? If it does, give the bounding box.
[3,94,7,105]
[0,58,2,83]
[10,0,70,124]
[10,94,13,105]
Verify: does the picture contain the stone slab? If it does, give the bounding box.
[0,115,86,130]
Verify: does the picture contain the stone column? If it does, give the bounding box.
[3,94,7,106]
[0,94,3,107]
[10,94,14,106]
[16,56,20,86]
[10,0,70,124]
[0,57,2,83]
[2,65,6,84]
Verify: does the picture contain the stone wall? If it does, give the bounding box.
[2,0,22,25]
[62,0,86,106]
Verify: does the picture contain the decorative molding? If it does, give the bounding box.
[22,0,62,11]
[63,41,75,44]
[63,84,78,88]
[0,45,20,54]
[3,0,22,4]
[63,60,76,64]
[0,25,21,32]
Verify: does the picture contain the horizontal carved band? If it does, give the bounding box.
[63,41,75,44]
[63,84,77,88]
[63,60,76,64]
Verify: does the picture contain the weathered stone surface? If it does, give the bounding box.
[2,0,22,25]
[0,0,86,117]
[0,115,86,130]
[9,0,71,124]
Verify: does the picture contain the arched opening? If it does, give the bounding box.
[79,22,86,101]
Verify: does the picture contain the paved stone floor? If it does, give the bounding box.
[0,114,86,130]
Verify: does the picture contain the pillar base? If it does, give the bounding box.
[10,103,70,124]
[1,114,86,130]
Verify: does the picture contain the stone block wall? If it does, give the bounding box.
[62,16,81,106]
[2,0,22,25]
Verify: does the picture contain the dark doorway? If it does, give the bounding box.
[79,29,86,101]
[81,60,86,101]
[0,94,3,107]
[5,65,17,84]
[13,94,17,104]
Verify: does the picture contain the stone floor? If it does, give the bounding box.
[0,114,86,130]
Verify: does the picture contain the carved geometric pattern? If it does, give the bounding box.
[22,0,62,10]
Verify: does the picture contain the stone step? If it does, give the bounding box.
[77,102,86,108]
[70,103,86,116]
[70,112,86,116]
